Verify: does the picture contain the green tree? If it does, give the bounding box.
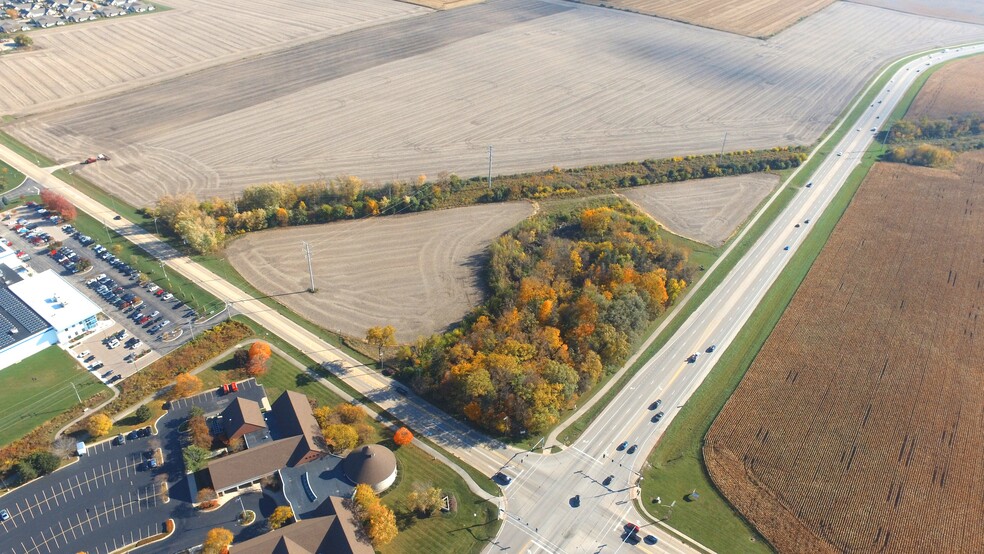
[182,445,210,473]
[13,34,33,48]
[25,451,61,475]
[134,405,152,422]
[15,461,37,484]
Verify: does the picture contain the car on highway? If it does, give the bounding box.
[837,151,843,156]
[493,472,512,486]
[805,219,811,224]
[806,181,813,188]
[571,494,580,507]
[784,245,791,251]
[617,441,628,451]
[687,352,699,363]
[706,344,717,353]
[649,399,662,410]
[644,534,658,545]
[627,444,637,454]
[652,411,665,423]
[603,475,614,486]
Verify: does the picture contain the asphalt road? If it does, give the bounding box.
[0,41,979,554]
[489,43,984,553]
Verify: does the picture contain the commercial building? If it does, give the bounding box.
[0,269,100,369]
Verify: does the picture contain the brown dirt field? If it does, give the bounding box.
[706,152,984,553]
[6,0,984,205]
[620,173,779,246]
[849,0,984,27]
[225,202,533,342]
[906,54,984,120]
[576,0,834,37]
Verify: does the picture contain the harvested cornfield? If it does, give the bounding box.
[7,0,984,204]
[576,0,834,37]
[706,152,984,553]
[906,54,984,119]
[225,202,533,342]
[620,173,779,246]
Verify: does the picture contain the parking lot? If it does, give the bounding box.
[2,204,197,382]
[0,431,167,554]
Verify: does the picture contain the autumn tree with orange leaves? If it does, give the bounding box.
[393,427,413,447]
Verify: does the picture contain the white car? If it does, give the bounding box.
[107,339,120,349]
[161,293,173,301]
[146,284,159,293]
[77,350,90,359]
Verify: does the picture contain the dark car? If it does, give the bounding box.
[138,426,151,438]
[706,344,717,353]
[109,375,122,383]
[617,441,628,451]
[652,411,665,423]
[644,534,658,545]
[627,444,638,454]
[493,472,512,486]
[126,430,139,441]
[649,399,662,410]
[603,475,614,486]
[571,494,580,507]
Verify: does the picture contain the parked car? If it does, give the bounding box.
[0,508,9,521]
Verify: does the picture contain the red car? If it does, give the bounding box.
[221,384,230,395]
[230,382,239,392]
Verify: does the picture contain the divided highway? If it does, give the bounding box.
[0,41,980,554]
[487,43,984,553]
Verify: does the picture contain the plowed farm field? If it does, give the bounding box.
[576,0,834,37]
[6,0,984,205]
[906,54,984,119]
[621,173,779,246]
[705,152,984,553]
[225,202,533,342]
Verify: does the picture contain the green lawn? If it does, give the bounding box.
[380,440,501,554]
[0,346,107,447]
[0,160,25,192]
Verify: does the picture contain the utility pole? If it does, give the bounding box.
[302,241,317,293]
[720,131,728,155]
[487,145,493,189]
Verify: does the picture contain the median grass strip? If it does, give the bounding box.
[0,346,107,447]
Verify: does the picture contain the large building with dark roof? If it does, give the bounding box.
[231,497,372,554]
[207,390,330,496]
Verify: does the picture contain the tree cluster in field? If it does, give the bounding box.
[888,115,984,144]
[148,147,807,253]
[884,143,956,168]
[395,200,689,435]
[352,483,399,547]
[312,402,374,453]
[40,190,77,221]
[101,321,252,415]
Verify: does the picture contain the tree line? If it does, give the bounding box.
[393,200,690,435]
[148,147,807,253]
